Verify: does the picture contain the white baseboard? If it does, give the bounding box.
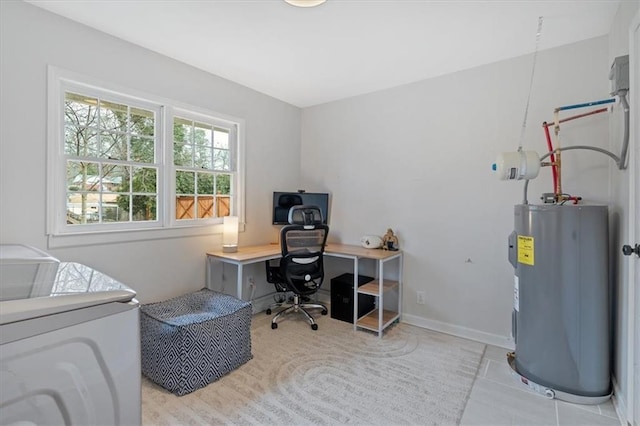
[401,313,515,350]
[611,376,627,426]
[253,293,512,349]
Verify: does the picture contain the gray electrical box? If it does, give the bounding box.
[609,55,629,95]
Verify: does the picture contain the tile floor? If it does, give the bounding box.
[460,345,621,426]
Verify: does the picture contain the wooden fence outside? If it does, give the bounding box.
[176,195,230,219]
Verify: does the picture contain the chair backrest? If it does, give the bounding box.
[274,194,303,223]
[279,205,329,296]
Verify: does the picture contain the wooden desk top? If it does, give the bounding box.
[325,243,402,260]
[207,243,402,263]
[206,244,280,262]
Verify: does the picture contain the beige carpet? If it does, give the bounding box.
[142,312,486,425]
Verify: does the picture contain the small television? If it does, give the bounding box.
[272,191,330,225]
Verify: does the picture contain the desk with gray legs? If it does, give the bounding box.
[206,243,403,337]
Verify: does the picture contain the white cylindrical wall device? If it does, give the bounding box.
[222,216,239,253]
[493,150,541,181]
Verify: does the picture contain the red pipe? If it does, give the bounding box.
[542,122,558,194]
[543,107,608,126]
[541,107,608,199]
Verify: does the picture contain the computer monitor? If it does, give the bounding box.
[272,191,330,225]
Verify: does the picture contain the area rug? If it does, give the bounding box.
[141,312,486,425]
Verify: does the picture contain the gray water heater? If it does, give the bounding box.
[508,204,610,403]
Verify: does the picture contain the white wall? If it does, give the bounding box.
[0,0,301,303]
[608,0,639,419]
[301,36,611,345]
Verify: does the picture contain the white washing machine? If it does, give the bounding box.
[0,246,141,425]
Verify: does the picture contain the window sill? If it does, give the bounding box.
[47,222,245,249]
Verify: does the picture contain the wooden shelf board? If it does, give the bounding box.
[356,309,398,330]
[357,280,399,296]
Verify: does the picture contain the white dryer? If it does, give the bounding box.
[0,246,141,426]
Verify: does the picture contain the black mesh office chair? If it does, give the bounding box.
[265,205,329,330]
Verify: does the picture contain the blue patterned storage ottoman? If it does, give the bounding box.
[140,288,253,396]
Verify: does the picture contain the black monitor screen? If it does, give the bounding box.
[272,192,330,225]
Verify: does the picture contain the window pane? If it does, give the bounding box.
[215,195,231,217]
[84,205,100,223]
[198,196,214,218]
[99,100,127,133]
[197,172,214,195]
[132,195,156,221]
[103,164,129,193]
[176,196,194,220]
[216,173,231,195]
[133,167,157,193]
[67,192,83,224]
[67,161,100,192]
[65,93,98,129]
[176,170,194,195]
[174,142,192,166]
[213,128,229,149]
[67,192,99,224]
[100,131,127,160]
[114,195,131,222]
[65,125,99,157]
[130,107,154,137]
[213,149,230,171]
[173,117,192,143]
[131,136,154,163]
[102,201,126,223]
[194,122,212,146]
[195,145,212,169]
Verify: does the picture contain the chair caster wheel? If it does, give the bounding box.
[321,309,328,315]
[266,309,272,315]
[311,324,318,331]
[271,322,278,329]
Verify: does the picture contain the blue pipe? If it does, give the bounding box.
[556,98,615,112]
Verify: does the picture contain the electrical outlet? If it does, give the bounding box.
[247,276,255,286]
[416,291,425,305]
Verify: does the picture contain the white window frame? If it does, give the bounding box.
[168,107,239,227]
[46,66,245,248]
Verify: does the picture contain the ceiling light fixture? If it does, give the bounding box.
[284,0,326,7]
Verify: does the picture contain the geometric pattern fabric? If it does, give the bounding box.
[140,288,253,396]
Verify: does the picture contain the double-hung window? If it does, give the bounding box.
[172,113,237,223]
[63,91,161,227]
[47,67,243,246]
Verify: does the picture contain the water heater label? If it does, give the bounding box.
[517,235,535,265]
